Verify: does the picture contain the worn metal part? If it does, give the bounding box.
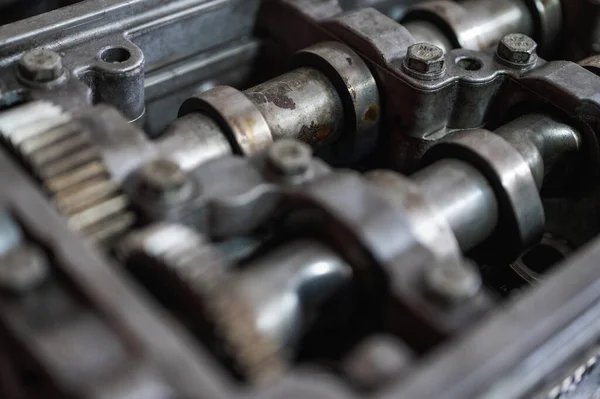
[403,0,535,51]
[425,128,545,257]
[155,113,233,171]
[117,223,287,384]
[0,101,135,244]
[0,147,236,399]
[135,158,194,204]
[494,113,583,189]
[233,239,354,358]
[177,41,380,164]
[291,41,381,162]
[18,49,65,84]
[403,42,447,79]
[411,159,498,251]
[0,0,262,129]
[402,20,454,53]
[4,1,600,398]
[496,33,539,68]
[179,85,274,155]
[402,0,561,55]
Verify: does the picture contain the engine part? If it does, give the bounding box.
[3,1,600,399]
[177,41,380,163]
[401,0,561,54]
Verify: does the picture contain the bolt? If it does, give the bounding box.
[343,335,412,390]
[425,260,481,303]
[138,158,188,198]
[18,49,64,82]
[405,43,445,75]
[0,244,49,294]
[267,139,313,176]
[497,34,538,65]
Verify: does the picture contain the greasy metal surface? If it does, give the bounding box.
[0,147,234,398]
[244,68,343,147]
[425,129,545,257]
[3,0,600,398]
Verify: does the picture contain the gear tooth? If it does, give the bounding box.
[44,161,108,192]
[19,121,80,155]
[0,101,63,135]
[119,225,286,383]
[39,148,100,179]
[68,195,129,230]
[84,212,136,245]
[11,114,72,146]
[0,101,135,245]
[53,179,120,214]
[29,133,90,167]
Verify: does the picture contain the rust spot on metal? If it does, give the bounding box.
[246,84,296,110]
[363,104,379,122]
[298,121,333,145]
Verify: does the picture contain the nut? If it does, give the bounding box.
[138,158,188,196]
[18,49,64,82]
[497,34,538,65]
[267,139,313,176]
[425,260,481,303]
[405,43,445,75]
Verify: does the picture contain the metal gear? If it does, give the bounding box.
[0,101,135,244]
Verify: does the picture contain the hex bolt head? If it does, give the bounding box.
[425,260,482,303]
[267,139,313,176]
[405,43,445,75]
[138,158,188,197]
[497,34,538,65]
[18,49,64,82]
[0,244,49,294]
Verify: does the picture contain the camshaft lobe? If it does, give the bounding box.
[402,0,561,54]
[115,113,583,384]
[493,113,582,189]
[232,240,353,358]
[414,114,581,254]
[408,0,534,52]
[235,114,583,359]
[244,68,345,146]
[172,41,380,165]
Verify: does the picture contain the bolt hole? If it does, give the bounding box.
[100,47,131,63]
[455,56,483,71]
[520,243,565,275]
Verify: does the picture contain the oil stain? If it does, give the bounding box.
[298,121,333,145]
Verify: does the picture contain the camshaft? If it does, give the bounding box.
[2,0,600,398]
[116,109,582,383]
[160,41,380,168]
[235,110,581,364]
